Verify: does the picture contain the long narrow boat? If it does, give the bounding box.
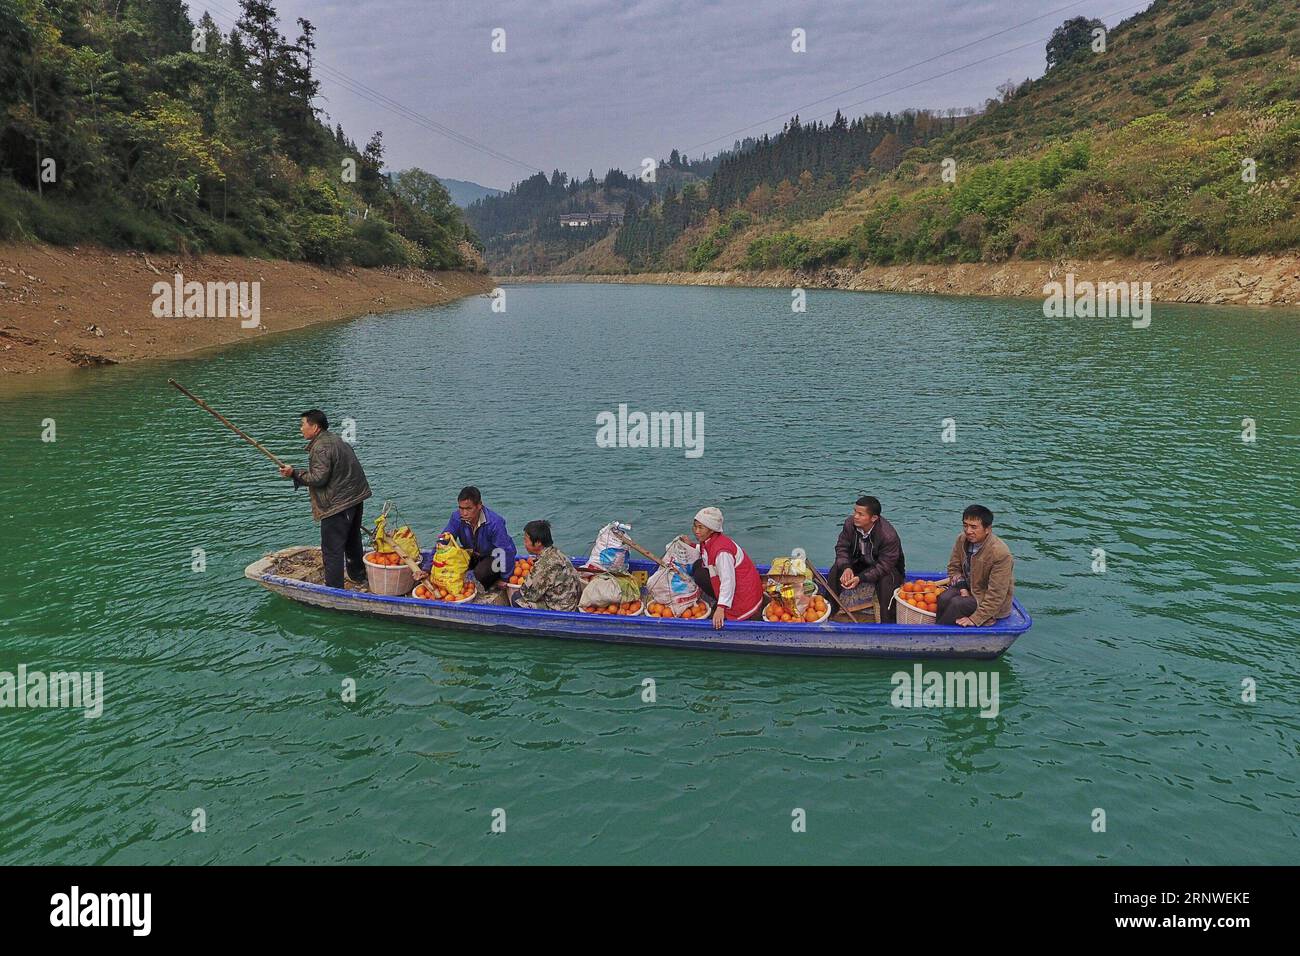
[246,547,1032,659]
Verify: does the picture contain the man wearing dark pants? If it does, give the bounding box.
[829,495,906,623]
[279,409,373,589]
[937,504,1015,627]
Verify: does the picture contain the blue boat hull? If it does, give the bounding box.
[245,550,1032,659]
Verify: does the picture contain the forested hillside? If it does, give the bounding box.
[485,0,1300,275]
[462,149,729,275]
[0,0,480,270]
[615,110,966,270]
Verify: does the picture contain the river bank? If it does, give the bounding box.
[0,242,493,376]
[505,254,1300,307]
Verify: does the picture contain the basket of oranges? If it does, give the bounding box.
[505,556,535,591]
[578,599,644,616]
[893,579,947,625]
[363,550,415,596]
[762,594,830,624]
[411,577,477,604]
[645,599,711,620]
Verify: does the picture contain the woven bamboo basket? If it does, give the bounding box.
[892,585,944,626]
[362,552,415,596]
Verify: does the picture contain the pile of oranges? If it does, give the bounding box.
[646,601,710,619]
[579,601,643,615]
[764,595,829,623]
[898,580,945,615]
[365,551,404,567]
[414,580,475,602]
[507,557,535,586]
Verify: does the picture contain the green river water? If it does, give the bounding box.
[0,282,1296,864]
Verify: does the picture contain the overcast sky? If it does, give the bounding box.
[196,0,1143,190]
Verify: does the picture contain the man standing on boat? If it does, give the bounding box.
[937,505,1015,626]
[436,486,517,590]
[687,507,764,629]
[278,409,372,590]
[830,495,906,623]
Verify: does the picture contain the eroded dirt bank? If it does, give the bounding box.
[0,242,493,376]
[507,255,1300,307]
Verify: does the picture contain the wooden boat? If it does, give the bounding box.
[245,547,1032,659]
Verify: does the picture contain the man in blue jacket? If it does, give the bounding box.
[438,486,517,590]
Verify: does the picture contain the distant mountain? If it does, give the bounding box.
[437,178,506,208]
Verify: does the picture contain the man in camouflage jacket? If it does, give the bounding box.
[515,520,583,612]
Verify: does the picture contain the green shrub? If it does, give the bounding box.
[1173,2,1213,27]
[0,180,177,250]
[1227,33,1286,59]
[294,213,350,264]
[347,218,410,267]
[742,232,850,271]
[1156,35,1191,64]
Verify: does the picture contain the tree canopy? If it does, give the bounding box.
[0,0,480,270]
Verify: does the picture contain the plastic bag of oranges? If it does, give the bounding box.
[579,572,641,610]
[644,537,699,615]
[429,532,471,592]
[373,513,421,568]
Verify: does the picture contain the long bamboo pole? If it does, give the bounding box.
[613,530,696,588]
[167,379,287,469]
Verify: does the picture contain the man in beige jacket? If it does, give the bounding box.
[936,504,1014,626]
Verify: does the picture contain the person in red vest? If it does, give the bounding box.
[686,507,764,629]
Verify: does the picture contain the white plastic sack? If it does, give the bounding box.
[580,572,638,608]
[648,537,701,615]
[585,522,631,573]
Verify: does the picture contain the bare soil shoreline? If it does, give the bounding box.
[0,242,493,378]
[505,255,1300,308]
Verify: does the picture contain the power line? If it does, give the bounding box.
[685,0,1104,152]
[198,2,543,174]
[199,1,1144,191]
[798,1,1146,127]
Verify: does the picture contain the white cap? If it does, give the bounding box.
[693,507,724,532]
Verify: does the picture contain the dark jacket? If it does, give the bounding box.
[946,531,1014,625]
[292,430,372,521]
[833,515,906,586]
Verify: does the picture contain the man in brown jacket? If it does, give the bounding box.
[278,409,373,589]
[936,504,1014,626]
